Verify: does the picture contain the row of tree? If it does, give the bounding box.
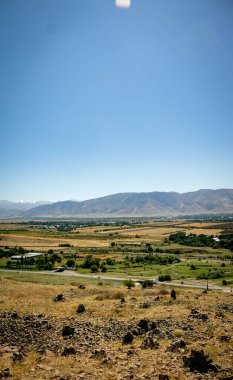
[169,232,233,251]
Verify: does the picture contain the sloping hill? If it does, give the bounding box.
[21,189,233,218]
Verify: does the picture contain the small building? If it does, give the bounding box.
[11,252,43,260]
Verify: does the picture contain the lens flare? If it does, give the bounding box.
[115,0,131,8]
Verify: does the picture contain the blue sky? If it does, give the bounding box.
[1,0,233,201]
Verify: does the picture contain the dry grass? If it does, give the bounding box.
[0,277,233,379]
[184,228,222,236]
[0,233,108,249]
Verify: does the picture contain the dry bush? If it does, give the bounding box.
[173,329,184,337]
[159,287,169,295]
[95,290,125,301]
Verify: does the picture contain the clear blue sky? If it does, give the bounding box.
[1,0,233,201]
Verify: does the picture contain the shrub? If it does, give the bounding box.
[90,265,99,273]
[106,258,116,266]
[66,259,76,267]
[142,280,154,288]
[123,332,134,344]
[124,279,135,289]
[159,287,169,295]
[158,274,171,282]
[76,304,85,313]
[171,289,176,300]
[54,294,64,302]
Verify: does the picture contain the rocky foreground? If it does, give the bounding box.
[0,280,232,379]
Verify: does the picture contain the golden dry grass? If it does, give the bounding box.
[0,233,108,249]
[0,277,232,379]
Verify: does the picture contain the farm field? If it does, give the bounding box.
[0,219,233,286]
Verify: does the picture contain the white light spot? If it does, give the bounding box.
[116,0,131,8]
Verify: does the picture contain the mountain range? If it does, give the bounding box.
[1,189,233,219]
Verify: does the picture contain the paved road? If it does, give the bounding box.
[0,269,232,292]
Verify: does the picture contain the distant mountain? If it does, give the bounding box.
[18,189,233,219]
[0,201,52,218]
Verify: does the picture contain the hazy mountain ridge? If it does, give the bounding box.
[1,189,233,219]
[9,189,232,218]
[0,201,52,218]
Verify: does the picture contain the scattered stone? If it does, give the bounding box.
[123,332,134,345]
[62,326,75,337]
[140,302,151,309]
[183,349,218,373]
[189,309,209,321]
[78,284,85,289]
[218,303,233,312]
[91,349,107,359]
[216,311,225,318]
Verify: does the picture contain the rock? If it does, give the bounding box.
[78,284,85,289]
[11,311,19,319]
[158,375,170,380]
[183,349,218,373]
[62,347,76,356]
[62,326,75,337]
[138,319,149,332]
[127,349,134,356]
[219,335,230,342]
[140,302,151,309]
[123,332,134,345]
[24,314,31,321]
[141,336,159,349]
[12,351,24,362]
[37,364,53,371]
[0,368,10,378]
[169,339,187,352]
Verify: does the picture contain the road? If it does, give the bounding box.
[0,269,232,292]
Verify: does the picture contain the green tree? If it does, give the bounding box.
[124,279,135,289]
